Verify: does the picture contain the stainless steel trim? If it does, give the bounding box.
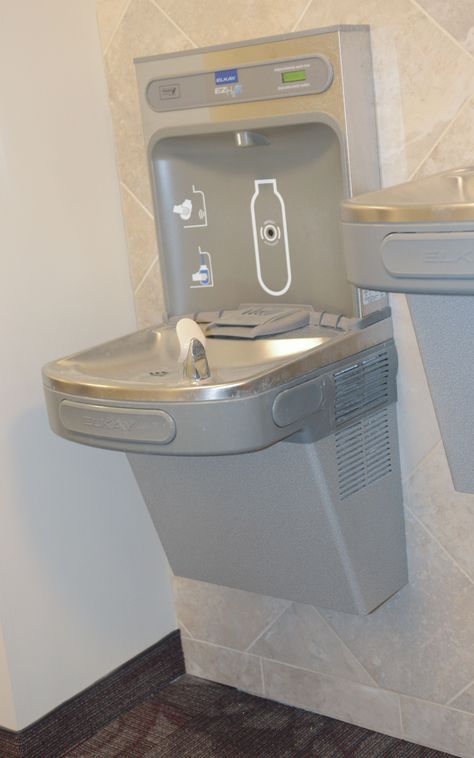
[341,166,474,223]
[42,319,392,403]
[234,130,271,147]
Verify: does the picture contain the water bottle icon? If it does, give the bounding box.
[250,178,291,297]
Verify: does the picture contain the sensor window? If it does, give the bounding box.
[281,70,306,83]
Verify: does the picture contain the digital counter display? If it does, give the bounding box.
[281,70,307,83]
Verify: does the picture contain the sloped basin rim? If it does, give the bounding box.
[42,321,391,402]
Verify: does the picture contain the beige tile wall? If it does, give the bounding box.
[95,2,474,755]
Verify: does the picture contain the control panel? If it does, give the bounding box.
[146,55,334,112]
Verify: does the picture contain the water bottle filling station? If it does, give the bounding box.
[43,27,409,614]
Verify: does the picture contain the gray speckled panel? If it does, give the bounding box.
[408,294,474,493]
[128,403,406,615]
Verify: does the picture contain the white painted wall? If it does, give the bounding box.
[0,0,176,730]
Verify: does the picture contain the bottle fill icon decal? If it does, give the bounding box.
[250,178,291,297]
[190,247,214,288]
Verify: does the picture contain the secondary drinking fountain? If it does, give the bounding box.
[43,27,408,614]
[341,167,474,493]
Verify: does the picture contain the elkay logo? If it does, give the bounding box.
[423,249,474,264]
[82,414,135,432]
[215,68,238,85]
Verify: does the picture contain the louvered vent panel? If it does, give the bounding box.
[336,408,392,500]
[334,349,390,428]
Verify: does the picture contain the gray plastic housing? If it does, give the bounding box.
[343,221,474,295]
[153,124,357,314]
[129,341,405,615]
[341,167,474,294]
[408,294,474,493]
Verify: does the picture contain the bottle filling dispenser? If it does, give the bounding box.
[43,27,408,614]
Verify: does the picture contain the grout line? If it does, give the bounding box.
[185,635,468,723]
[134,255,158,294]
[446,677,474,707]
[312,607,379,687]
[182,636,263,659]
[121,181,155,221]
[150,0,199,48]
[188,635,392,692]
[397,698,474,757]
[259,657,265,696]
[402,438,443,486]
[398,695,405,737]
[102,0,133,57]
[177,619,193,639]
[291,0,314,32]
[407,96,473,180]
[244,603,291,653]
[411,0,474,62]
[406,504,474,586]
[257,655,387,691]
[401,690,474,719]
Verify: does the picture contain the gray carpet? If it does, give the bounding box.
[65,674,454,757]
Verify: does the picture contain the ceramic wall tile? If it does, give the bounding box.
[104,0,194,212]
[173,576,290,651]
[401,695,474,758]
[416,96,474,177]
[121,186,159,292]
[414,0,474,57]
[176,618,192,639]
[97,2,474,753]
[154,0,310,48]
[181,638,264,695]
[389,293,441,478]
[297,0,474,185]
[405,442,474,584]
[321,510,474,704]
[96,0,131,51]
[263,660,402,736]
[134,258,165,328]
[249,602,375,686]
[450,684,474,715]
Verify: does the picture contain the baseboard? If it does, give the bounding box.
[0,629,184,758]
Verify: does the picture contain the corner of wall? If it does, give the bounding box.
[0,622,17,731]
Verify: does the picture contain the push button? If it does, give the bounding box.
[272,377,324,428]
[60,402,176,444]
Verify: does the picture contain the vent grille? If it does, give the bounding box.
[336,408,392,500]
[334,348,390,428]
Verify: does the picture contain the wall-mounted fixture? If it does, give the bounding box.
[43,27,408,614]
[342,167,474,493]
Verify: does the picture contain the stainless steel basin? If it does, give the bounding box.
[42,322,364,403]
[42,317,393,455]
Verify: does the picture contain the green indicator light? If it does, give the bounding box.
[281,70,306,83]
